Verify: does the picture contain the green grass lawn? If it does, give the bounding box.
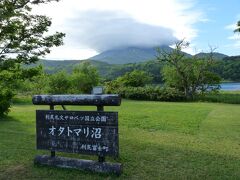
[0,98,240,179]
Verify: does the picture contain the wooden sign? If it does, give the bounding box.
[36,110,119,157]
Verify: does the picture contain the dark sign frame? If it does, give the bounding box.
[36,110,119,157]
[33,94,122,175]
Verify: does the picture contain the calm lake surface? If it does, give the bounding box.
[220,82,240,91]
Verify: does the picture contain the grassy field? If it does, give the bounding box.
[0,98,240,179]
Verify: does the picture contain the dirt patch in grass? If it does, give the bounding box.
[1,165,28,178]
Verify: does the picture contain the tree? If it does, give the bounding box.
[156,40,221,99]
[116,70,153,87]
[0,0,65,71]
[71,62,99,93]
[0,0,65,115]
[24,68,50,94]
[11,65,46,94]
[234,20,240,33]
[48,71,70,94]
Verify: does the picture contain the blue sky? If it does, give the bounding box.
[33,0,240,59]
[192,0,240,55]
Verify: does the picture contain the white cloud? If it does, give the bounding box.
[224,42,240,50]
[228,37,240,50]
[65,11,177,52]
[225,19,240,51]
[225,23,236,30]
[228,34,240,40]
[45,47,98,60]
[234,41,240,48]
[32,0,205,59]
[182,43,202,55]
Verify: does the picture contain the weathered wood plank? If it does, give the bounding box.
[32,95,121,106]
[34,155,122,175]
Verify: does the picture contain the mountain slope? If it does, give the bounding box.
[194,52,228,60]
[31,54,240,82]
[89,46,176,64]
[30,59,111,75]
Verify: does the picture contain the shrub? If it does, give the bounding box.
[70,62,99,94]
[48,71,71,94]
[105,84,185,102]
[0,88,14,116]
[195,91,240,104]
[117,70,153,87]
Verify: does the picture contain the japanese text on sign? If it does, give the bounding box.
[49,126,102,139]
[45,114,107,122]
[36,110,119,157]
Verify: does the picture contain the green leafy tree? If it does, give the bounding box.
[234,20,240,33]
[12,65,46,94]
[30,73,50,94]
[0,87,14,115]
[48,71,70,94]
[71,62,99,93]
[23,68,50,94]
[116,70,153,87]
[104,70,153,96]
[157,40,221,99]
[0,0,65,115]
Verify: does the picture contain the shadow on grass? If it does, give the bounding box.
[12,96,32,105]
[0,115,21,122]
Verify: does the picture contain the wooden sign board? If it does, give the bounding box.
[36,110,119,157]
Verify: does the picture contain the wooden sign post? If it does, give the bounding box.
[32,94,122,175]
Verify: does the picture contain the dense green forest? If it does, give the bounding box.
[35,55,240,83]
[215,56,240,81]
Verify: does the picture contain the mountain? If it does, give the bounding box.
[223,55,240,61]
[30,59,112,75]
[33,59,164,82]
[194,52,228,60]
[89,46,177,64]
[33,54,240,83]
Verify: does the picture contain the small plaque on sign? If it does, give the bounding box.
[92,86,104,95]
[36,110,119,157]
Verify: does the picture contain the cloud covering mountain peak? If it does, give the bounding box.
[65,11,178,52]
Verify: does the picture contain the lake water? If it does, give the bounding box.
[220,82,240,91]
